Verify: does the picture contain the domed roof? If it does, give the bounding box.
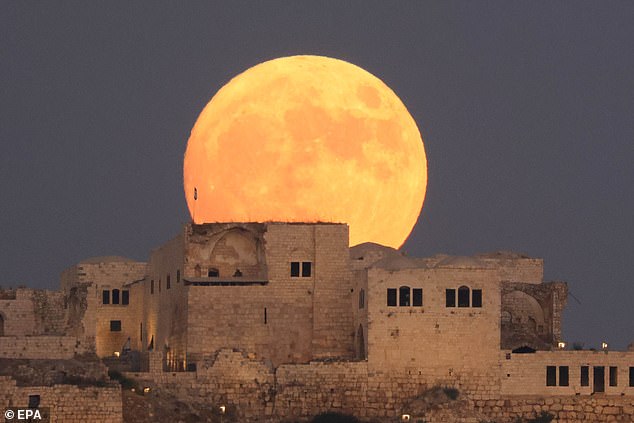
[350,242,400,260]
[372,255,428,271]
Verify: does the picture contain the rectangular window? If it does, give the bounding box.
[399,287,410,306]
[559,366,569,386]
[609,366,618,387]
[472,289,482,307]
[290,262,300,277]
[28,395,40,409]
[387,288,397,307]
[301,262,312,277]
[150,280,154,294]
[264,307,267,324]
[112,289,120,304]
[176,269,181,283]
[110,320,122,332]
[629,367,634,387]
[102,290,110,305]
[140,322,143,341]
[167,274,171,289]
[122,290,129,305]
[446,289,456,307]
[546,366,557,386]
[581,366,589,386]
[412,288,423,306]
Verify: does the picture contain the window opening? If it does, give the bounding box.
[167,274,171,289]
[208,268,219,277]
[110,320,122,332]
[150,280,154,294]
[412,288,423,306]
[546,366,557,386]
[472,289,482,307]
[387,289,397,307]
[28,395,40,409]
[112,289,120,305]
[176,269,181,283]
[102,290,110,305]
[581,366,589,386]
[264,308,267,324]
[290,262,300,277]
[233,269,243,277]
[0,313,4,337]
[446,289,456,307]
[359,289,365,309]
[122,290,129,305]
[559,366,569,386]
[629,367,634,387]
[458,286,470,307]
[140,322,143,341]
[399,286,411,306]
[301,262,312,277]
[609,366,618,387]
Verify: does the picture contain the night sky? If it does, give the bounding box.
[1,2,632,349]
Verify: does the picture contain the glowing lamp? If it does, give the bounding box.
[219,405,226,414]
[143,387,151,393]
[113,351,120,357]
[557,342,566,350]
[184,55,427,248]
[401,414,411,422]
[601,342,609,350]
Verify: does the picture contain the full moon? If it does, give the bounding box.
[184,55,427,248]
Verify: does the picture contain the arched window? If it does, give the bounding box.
[399,286,411,307]
[356,325,366,360]
[458,286,470,307]
[359,289,365,309]
[112,289,120,305]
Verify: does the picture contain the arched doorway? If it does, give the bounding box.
[356,325,365,360]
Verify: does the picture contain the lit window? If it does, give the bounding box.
[110,320,122,332]
[446,289,456,307]
[412,288,423,306]
[387,289,397,307]
[102,290,110,305]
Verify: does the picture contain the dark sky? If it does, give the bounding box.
[1,2,632,349]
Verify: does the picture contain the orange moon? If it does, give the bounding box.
[184,55,427,248]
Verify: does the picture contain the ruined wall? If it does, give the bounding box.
[61,258,146,357]
[0,288,75,337]
[0,376,122,423]
[0,336,78,359]
[183,223,354,367]
[501,281,568,350]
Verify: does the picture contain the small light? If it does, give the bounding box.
[130,388,135,392]
[601,342,609,350]
[557,341,566,350]
[219,405,226,414]
[113,351,120,357]
[143,387,151,393]
[401,414,411,422]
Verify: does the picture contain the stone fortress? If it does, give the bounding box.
[1,221,633,422]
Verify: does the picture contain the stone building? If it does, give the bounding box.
[1,221,633,422]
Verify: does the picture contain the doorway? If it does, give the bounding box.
[593,366,605,393]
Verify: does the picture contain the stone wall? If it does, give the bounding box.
[0,376,122,423]
[0,336,78,359]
